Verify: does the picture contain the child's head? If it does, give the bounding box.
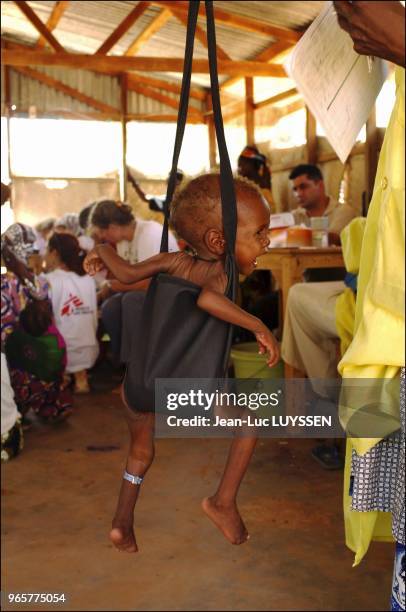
[170,173,270,275]
[20,299,52,337]
[46,233,86,276]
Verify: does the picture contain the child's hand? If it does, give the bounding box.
[255,327,280,368]
[84,249,105,276]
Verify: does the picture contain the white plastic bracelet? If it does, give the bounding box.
[123,470,143,485]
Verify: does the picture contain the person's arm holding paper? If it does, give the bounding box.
[333,1,405,67]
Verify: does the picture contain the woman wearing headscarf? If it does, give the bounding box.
[237,145,274,211]
[1,223,72,424]
[55,213,95,252]
[1,186,24,461]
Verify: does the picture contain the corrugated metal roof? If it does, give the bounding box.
[1,65,205,116]
[214,1,324,30]
[1,1,323,116]
[6,66,120,116]
[1,1,323,60]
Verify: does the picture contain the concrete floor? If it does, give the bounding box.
[2,371,394,611]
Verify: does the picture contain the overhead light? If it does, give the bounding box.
[11,105,16,111]
[43,179,68,190]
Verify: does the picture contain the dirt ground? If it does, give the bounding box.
[2,369,394,612]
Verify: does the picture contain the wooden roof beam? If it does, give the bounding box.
[36,1,69,49]
[2,49,287,76]
[128,80,204,122]
[269,99,305,124]
[13,1,65,53]
[151,1,300,43]
[4,40,206,95]
[126,113,202,124]
[95,2,150,55]
[11,65,121,117]
[124,8,172,56]
[205,87,296,120]
[254,87,299,110]
[221,40,293,91]
[7,108,202,124]
[224,98,304,124]
[127,72,206,101]
[204,97,245,118]
[170,9,231,61]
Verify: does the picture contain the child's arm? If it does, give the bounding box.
[84,244,171,284]
[197,286,280,367]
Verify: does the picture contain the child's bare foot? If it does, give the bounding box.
[202,496,249,545]
[109,523,138,553]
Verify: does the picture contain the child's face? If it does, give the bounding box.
[235,193,270,276]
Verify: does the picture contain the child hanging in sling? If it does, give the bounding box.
[84,174,279,552]
[86,0,279,553]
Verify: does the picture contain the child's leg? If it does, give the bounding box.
[202,435,257,545]
[110,393,155,553]
[202,403,257,545]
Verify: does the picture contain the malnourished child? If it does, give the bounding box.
[84,174,279,552]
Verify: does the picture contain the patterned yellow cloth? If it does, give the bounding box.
[338,67,405,565]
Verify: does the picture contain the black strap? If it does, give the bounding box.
[205,0,237,256]
[160,1,200,252]
[160,0,238,267]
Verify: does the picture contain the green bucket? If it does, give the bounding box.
[230,342,284,379]
[230,342,284,418]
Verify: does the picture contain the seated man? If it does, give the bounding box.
[290,163,357,282]
[289,163,357,242]
[281,218,366,468]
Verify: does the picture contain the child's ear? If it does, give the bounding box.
[203,228,226,255]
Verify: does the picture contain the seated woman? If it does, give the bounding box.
[1,352,23,461]
[89,199,178,365]
[44,232,99,393]
[1,223,72,422]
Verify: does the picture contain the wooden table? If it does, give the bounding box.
[257,247,344,378]
[257,246,344,319]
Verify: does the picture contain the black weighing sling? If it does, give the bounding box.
[123,0,238,413]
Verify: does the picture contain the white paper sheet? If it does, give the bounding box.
[284,1,388,163]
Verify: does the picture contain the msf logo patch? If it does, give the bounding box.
[61,293,84,317]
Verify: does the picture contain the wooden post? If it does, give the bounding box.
[305,106,317,164]
[365,105,378,208]
[4,64,13,189]
[245,77,254,145]
[120,73,128,201]
[205,92,217,169]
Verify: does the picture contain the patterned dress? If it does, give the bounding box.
[1,272,72,420]
[350,370,405,611]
